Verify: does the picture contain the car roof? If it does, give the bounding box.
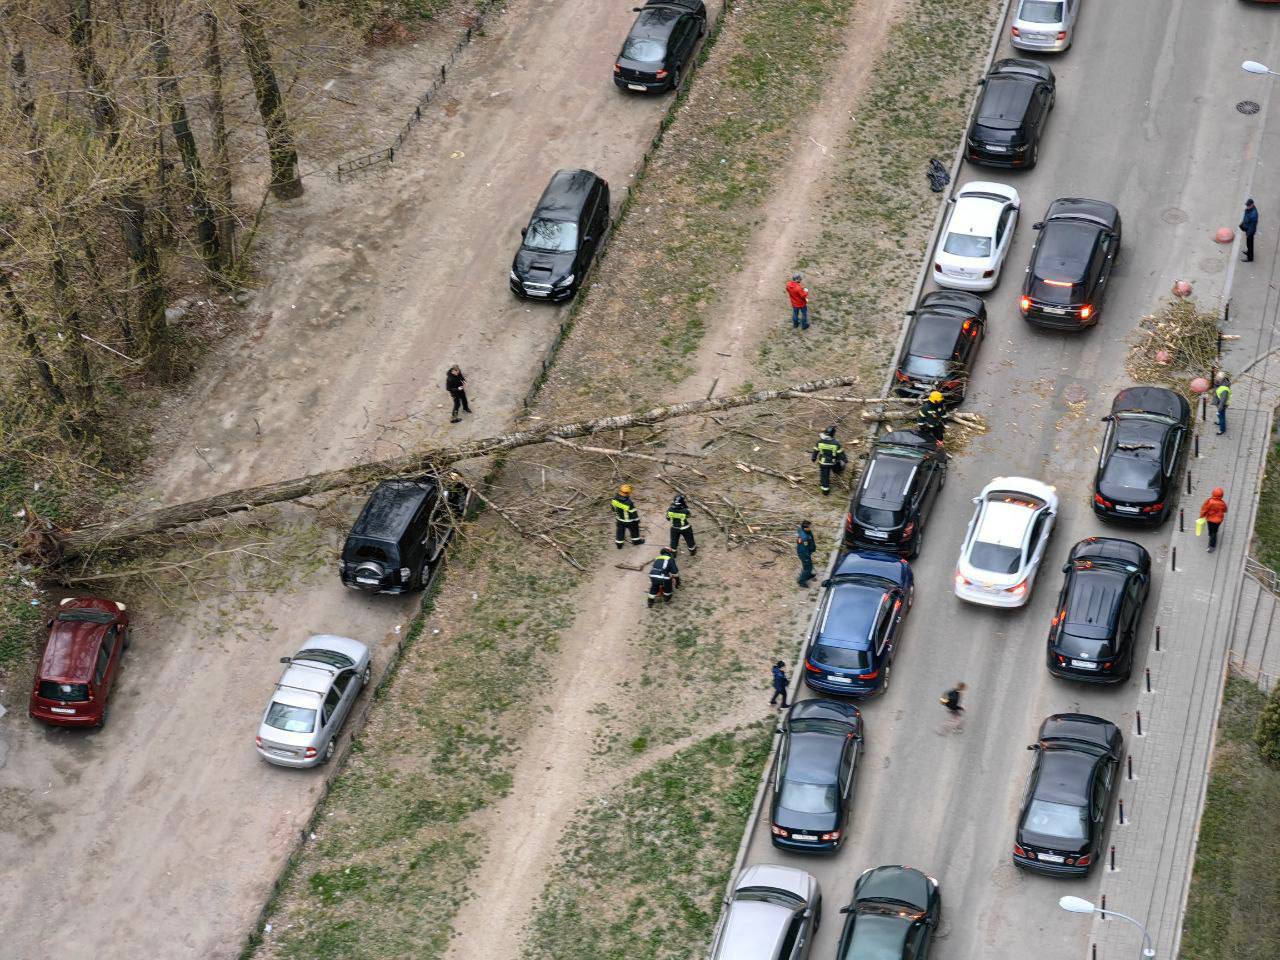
[1111,386,1189,422]
[949,194,1004,236]
[277,661,336,696]
[1068,537,1149,568]
[1034,750,1096,805]
[906,310,966,359]
[536,169,602,219]
[1062,570,1124,638]
[786,731,843,784]
[39,614,113,682]
[349,479,434,544]
[975,499,1036,546]
[859,454,918,510]
[1034,219,1100,277]
[856,865,932,911]
[819,582,886,649]
[631,6,681,39]
[717,900,794,958]
[977,75,1037,129]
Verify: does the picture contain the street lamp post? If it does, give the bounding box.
[1243,60,1280,77]
[1059,896,1156,959]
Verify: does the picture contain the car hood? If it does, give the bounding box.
[513,247,574,283]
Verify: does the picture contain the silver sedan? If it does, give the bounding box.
[1011,0,1078,53]
[255,634,371,768]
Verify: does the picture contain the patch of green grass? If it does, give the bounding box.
[1180,677,1280,959]
[523,723,772,960]
[1253,439,1280,571]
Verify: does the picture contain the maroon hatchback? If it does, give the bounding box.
[29,597,130,727]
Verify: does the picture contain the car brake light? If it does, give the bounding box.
[1094,493,1113,508]
[304,747,318,758]
[614,63,621,73]
[982,269,995,278]
[1056,655,1067,665]
[902,521,916,538]
[845,513,854,532]
[1141,502,1164,514]
[1019,296,1031,313]
[771,825,789,837]
[1011,26,1020,36]
[955,573,969,588]
[1076,853,1092,866]
[255,736,263,747]
[894,369,910,382]
[821,830,842,841]
[1014,844,1027,857]
[860,670,880,681]
[1079,304,1094,320]
[1057,31,1067,40]
[655,69,668,78]
[934,263,942,273]
[940,379,961,389]
[1006,582,1027,596]
[805,660,822,673]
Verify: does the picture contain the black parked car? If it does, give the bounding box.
[966,58,1055,169]
[510,169,610,301]
[1014,714,1123,876]
[844,431,947,559]
[1020,198,1122,330]
[893,291,986,403]
[836,865,942,960]
[614,0,707,93]
[1093,386,1190,524]
[340,478,470,594]
[1048,538,1150,683]
[770,700,863,852]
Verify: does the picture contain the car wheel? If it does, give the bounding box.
[123,627,132,650]
[321,738,337,764]
[910,526,924,561]
[670,65,682,91]
[1029,142,1039,168]
[881,666,892,693]
[361,664,372,687]
[96,705,108,729]
[698,15,707,37]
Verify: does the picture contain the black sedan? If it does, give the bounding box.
[836,865,942,959]
[843,431,947,559]
[1093,386,1190,524]
[1020,198,1122,330]
[966,58,1055,169]
[1013,714,1123,876]
[770,700,863,852]
[892,291,986,403]
[613,0,706,93]
[1048,538,1150,683]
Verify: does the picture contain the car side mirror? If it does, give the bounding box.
[1032,221,1044,230]
[776,726,784,734]
[905,309,917,316]
[1027,744,1039,751]
[972,497,981,504]
[520,227,527,238]
[821,578,832,588]
[839,905,854,914]
[46,619,54,629]
[280,656,292,664]
[1100,415,1113,423]
[947,196,957,204]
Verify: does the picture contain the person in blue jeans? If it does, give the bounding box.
[770,660,790,708]
[795,520,816,586]
[786,273,810,329]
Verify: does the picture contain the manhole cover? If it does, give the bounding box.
[1161,207,1189,225]
[1238,100,1261,115]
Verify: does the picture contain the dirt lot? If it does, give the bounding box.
[0,1,696,956]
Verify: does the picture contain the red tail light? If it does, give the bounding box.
[902,521,916,538]
[304,747,318,759]
[1094,493,1113,508]
[1019,296,1031,313]
[614,63,621,73]
[940,379,962,389]
[1076,853,1092,866]
[1011,26,1020,37]
[820,830,842,841]
[255,736,263,748]
[1141,502,1164,514]
[894,369,910,382]
[934,263,942,273]
[1014,844,1028,857]
[860,670,880,681]
[1057,31,1067,40]
[655,69,668,78]
[1056,655,1067,665]
[1079,304,1094,320]
[982,269,995,278]
[805,660,822,673]
[771,825,789,837]
[845,513,854,532]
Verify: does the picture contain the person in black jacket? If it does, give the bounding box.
[647,547,680,606]
[666,494,696,555]
[446,365,471,423]
[612,484,645,549]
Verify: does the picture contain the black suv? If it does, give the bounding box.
[510,169,610,301]
[966,58,1055,169]
[893,291,986,403]
[844,431,947,559]
[340,478,470,594]
[614,0,707,93]
[1048,538,1150,683]
[1020,198,1122,330]
[1093,386,1190,524]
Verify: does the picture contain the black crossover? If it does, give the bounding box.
[1048,538,1150,683]
[837,865,942,960]
[769,699,863,852]
[1093,386,1190,524]
[1014,714,1123,876]
[614,0,707,93]
[1020,198,1122,330]
[966,58,1055,169]
[893,290,986,403]
[844,431,947,559]
[510,169,610,301]
[340,478,470,594]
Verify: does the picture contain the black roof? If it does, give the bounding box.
[917,289,985,317]
[1068,537,1149,569]
[349,478,436,543]
[1062,570,1124,639]
[1045,197,1120,231]
[1039,713,1120,753]
[1111,386,1189,422]
[1034,750,1096,805]
[785,731,843,785]
[990,57,1054,83]
[534,169,602,220]
[1034,219,1100,278]
[906,310,966,359]
[859,452,918,510]
[977,76,1037,130]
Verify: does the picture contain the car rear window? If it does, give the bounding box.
[1029,275,1083,304]
[265,702,317,734]
[812,642,872,671]
[37,681,89,702]
[55,609,115,624]
[854,504,900,528]
[1025,798,1087,840]
[779,780,838,815]
[622,37,665,62]
[1020,0,1063,23]
[345,538,393,564]
[943,233,992,258]
[524,217,579,253]
[907,315,961,359]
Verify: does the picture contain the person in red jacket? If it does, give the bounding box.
[1200,488,1228,553]
[786,273,810,330]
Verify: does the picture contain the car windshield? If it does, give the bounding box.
[1025,798,1087,840]
[296,649,355,669]
[55,609,115,624]
[38,680,89,702]
[812,642,872,671]
[943,232,992,258]
[621,37,665,62]
[842,912,911,960]
[779,780,838,814]
[524,217,578,253]
[1020,0,1063,23]
[265,701,317,734]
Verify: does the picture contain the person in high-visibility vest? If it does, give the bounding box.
[665,494,697,555]
[611,484,645,549]
[916,391,949,445]
[810,426,847,495]
[647,547,680,606]
[1213,372,1231,435]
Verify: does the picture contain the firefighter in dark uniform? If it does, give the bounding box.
[611,484,645,549]
[810,425,847,495]
[917,390,949,445]
[666,494,697,555]
[647,547,680,606]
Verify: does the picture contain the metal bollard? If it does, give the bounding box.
[1201,395,1207,422]
[1172,547,1177,572]
[1195,433,1200,458]
[1127,755,1134,780]
[1179,508,1185,532]
[1119,798,1125,824]
[1145,667,1152,692]
[1136,710,1143,736]
[1187,469,1193,495]
[1156,626,1161,651]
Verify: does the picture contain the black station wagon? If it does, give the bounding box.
[1020,198,1122,330]
[340,478,469,594]
[844,431,947,559]
[1047,538,1150,683]
[966,58,1055,169]
[510,169,610,301]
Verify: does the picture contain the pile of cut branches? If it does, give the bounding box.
[1125,297,1221,391]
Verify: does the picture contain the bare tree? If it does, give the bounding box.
[202,3,237,267]
[234,0,303,200]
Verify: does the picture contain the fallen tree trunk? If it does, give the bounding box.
[50,375,884,561]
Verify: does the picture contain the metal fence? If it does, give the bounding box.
[336,2,500,181]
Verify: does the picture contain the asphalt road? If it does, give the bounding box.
[740,1,1280,957]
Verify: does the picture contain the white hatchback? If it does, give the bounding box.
[934,182,1021,292]
[954,477,1058,607]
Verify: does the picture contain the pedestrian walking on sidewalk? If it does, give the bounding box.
[938,683,966,734]
[796,520,817,587]
[770,660,790,709]
[446,365,472,423]
[1241,199,1259,262]
[1213,371,1232,435]
[786,273,810,330]
[1200,488,1228,553]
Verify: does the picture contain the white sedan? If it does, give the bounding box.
[934,182,1021,292]
[954,477,1057,607]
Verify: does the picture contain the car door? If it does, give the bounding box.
[1035,84,1053,136]
[994,204,1017,270]
[838,738,857,811]
[1025,510,1051,582]
[673,16,693,66]
[1090,763,1113,851]
[320,684,343,744]
[331,668,358,730]
[1119,578,1141,666]
[1162,424,1185,491]
[881,591,904,661]
[94,626,119,696]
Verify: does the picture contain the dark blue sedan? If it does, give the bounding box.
[803,552,913,697]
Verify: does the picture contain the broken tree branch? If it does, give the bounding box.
[467,484,586,572]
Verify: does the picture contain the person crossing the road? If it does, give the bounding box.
[1213,372,1231,435]
[666,494,697,555]
[796,520,817,587]
[811,426,847,495]
[938,682,967,734]
[647,547,680,606]
[611,484,645,549]
[917,390,949,445]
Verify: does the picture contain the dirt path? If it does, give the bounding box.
[442,2,906,955]
[0,2,700,957]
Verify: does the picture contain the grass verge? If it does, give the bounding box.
[523,723,773,960]
[1180,676,1280,960]
[1253,438,1280,571]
